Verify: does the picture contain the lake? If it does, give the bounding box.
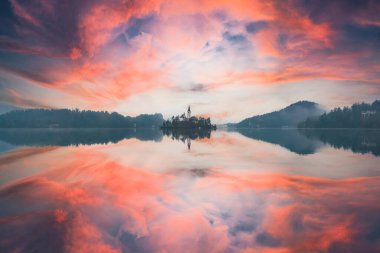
[0,128,379,252]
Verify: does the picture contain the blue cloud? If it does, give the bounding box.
[246,21,268,34]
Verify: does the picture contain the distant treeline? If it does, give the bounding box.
[0,109,164,128]
[299,101,380,128]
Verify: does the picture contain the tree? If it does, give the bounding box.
[298,100,380,128]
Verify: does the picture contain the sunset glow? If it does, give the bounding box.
[0,0,379,122]
[0,1,380,252]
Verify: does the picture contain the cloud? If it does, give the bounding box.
[245,21,268,34]
[0,0,379,116]
[0,146,57,167]
[0,62,57,85]
[0,84,53,109]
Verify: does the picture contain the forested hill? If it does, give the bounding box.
[298,101,380,128]
[0,109,164,128]
[234,101,324,128]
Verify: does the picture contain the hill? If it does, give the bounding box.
[298,100,380,128]
[0,103,19,115]
[233,101,324,128]
[0,109,164,128]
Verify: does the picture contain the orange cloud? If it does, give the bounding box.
[1,0,380,118]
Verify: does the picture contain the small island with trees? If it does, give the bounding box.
[161,106,216,150]
[161,106,216,130]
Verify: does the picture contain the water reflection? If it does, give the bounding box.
[230,128,323,155]
[0,128,163,146]
[162,128,212,150]
[299,129,380,156]
[0,130,379,252]
[1,128,379,158]
[230,128,380,156]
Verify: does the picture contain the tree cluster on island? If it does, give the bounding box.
[162,116,216,129]
[298,100,380,128]
[161,106,216,130]
[0,109,164,128]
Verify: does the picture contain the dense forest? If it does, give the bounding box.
[298,101,380,128]
[0,109,164,128]
[234,101,324,128]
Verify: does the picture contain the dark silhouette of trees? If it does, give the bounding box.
[160,108,216,150]
[0,109,164,128]
[298,100,380,128]
[162,115,216,129]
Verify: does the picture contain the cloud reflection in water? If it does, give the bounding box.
[0,131,379,253]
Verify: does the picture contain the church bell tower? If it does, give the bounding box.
[187,105,191,118]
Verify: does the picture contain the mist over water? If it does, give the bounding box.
[0,129,379,252]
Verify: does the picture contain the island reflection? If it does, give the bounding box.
[162,128,212,150]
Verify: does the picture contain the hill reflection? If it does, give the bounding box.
[299,129,380,156]
[0,128,163,146]
[231,128,323,155]
[231,128,380,156]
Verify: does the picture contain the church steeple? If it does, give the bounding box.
[187,105,191,118]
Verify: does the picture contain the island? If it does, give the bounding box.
[161,106,216,130]
[161,106,216,150]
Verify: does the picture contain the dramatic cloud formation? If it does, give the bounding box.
[0,0,379,121]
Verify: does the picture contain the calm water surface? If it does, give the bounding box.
[0,129,379,252]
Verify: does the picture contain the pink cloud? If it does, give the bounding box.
[0,0,379,114]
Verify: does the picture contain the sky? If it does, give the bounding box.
[0,0,379,123]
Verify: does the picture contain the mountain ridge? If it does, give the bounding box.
[231,101,324,128]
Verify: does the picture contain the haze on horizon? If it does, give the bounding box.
[0,0,379,123]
